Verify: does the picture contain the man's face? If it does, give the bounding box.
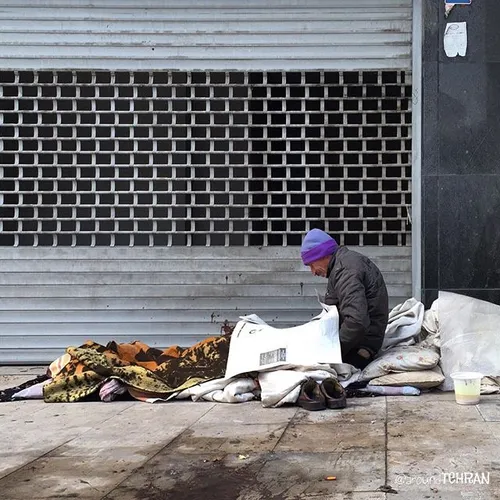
[308,256,330,278]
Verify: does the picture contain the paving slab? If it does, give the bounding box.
[389,448,500,478]
[387,398,484,423]
[388,449,498,500]
[0,374,41,390]
[103,450,268,500]
[0,399,48,417]
[0,401,133,480]
[294,397,386,424]
[103,450,386,500]
[0,386,498,500]
[0,402,212,500]
[118,399,216,427]
[477,398,500,422]
[403,390,457,401]
[253,451,386,496]
[195,400,298,425]
[387,419,500,452]
[0,366,46,376]
[51,408,193,459]
[389,493,495,500]
[275,422,386,453]
[169,422,287,454]
[292,495,387,500]
[0,454,126,500]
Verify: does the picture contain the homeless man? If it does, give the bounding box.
[301,228,389,369]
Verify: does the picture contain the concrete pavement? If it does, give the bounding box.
[0,367,499,500]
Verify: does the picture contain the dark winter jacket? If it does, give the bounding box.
[324,246,389,358]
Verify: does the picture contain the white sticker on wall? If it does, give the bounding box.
[444,22,467,57]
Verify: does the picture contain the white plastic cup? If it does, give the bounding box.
[450,372,482,405]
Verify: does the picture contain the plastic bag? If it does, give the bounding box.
[439,292,500,391]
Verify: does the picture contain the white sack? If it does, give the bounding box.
[225,304,341,379]
[380,298,424,353]
[439,291,500,391]
[368,366,445,389]
[360,345,440,382]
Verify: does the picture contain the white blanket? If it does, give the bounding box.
[379,298,424,353]
[177,377,259,403]
[259,363,360,407]
[259,367,336,407]
[175,362,360,407]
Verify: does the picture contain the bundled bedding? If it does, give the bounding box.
[4,292,498,406]
[43,336,230,402]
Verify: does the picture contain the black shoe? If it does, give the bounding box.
[297,379,326,411]
[320,378,347,409]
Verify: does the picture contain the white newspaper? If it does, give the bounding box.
[224,304,342,379]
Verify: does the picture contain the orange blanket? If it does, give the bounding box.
[43,336,230,403]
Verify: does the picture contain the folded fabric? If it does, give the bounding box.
[127,377,258,403]
[48,353,72,378]
[183,364,357,406]
[330,363,361,388]
[360,345,440,382]
[481,376,500,395]
[258,366,337,408]
[368,366,445,389]
[126,387,177,403]
[12,378,52,399]
[422,298,439,336]
[420,298,440,350]
[0,374,50,402]
[183,377,258,403]
[360,385,421,396]
[129,365,359,405]
[43,336,230,403]
[175,377,234,400]
[99,378,127,402]
[380,298,424,353]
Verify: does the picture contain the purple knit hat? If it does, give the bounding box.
[300,229,339,265]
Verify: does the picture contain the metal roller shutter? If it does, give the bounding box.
[0,1,412,70]
[0,1,413,363]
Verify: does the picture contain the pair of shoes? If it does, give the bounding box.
[297,378,347,411]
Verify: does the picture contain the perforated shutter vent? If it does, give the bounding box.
[0,69,412,247]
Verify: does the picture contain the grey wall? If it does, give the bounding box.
[422,0,500,306]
